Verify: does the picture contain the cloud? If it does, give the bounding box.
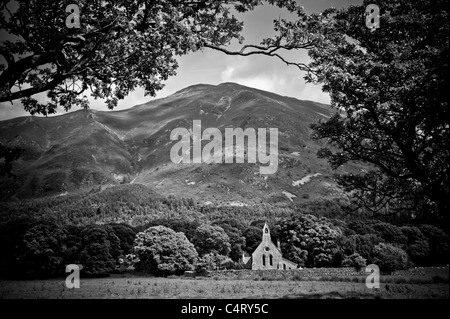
[219,54,330,104]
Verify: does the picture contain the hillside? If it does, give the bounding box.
[0,82,362,203]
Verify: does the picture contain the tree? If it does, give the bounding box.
[191,224,231,256]
[372,242,409,273]
[64,224,83,264]
[144,218,200,242]
[109,223,137,255]
[134,225,198,276]
[418,224,449,264]
[277,214,342,267]
[78,225,122,276]
[341,253,366,270]
[243,226,262,254]
[0,142,23,178]
[371,222,407,247]
[16,222,67,277]
[212,219,246,261]
[0,0,297,115]
[305,0,449,220]
[400,226,430,265]
[195,252,233,272]
[337,233,383,264]
[0,217,38,277]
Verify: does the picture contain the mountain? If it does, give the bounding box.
[0,82,362,204]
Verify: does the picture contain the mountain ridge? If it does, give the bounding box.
[0,82,360,203]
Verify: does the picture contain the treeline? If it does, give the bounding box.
[0,214,448,278]
[0,184,441,227]
[0,184,448,278]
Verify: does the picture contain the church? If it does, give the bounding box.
[240,222,298,270]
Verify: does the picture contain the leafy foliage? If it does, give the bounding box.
[371,222,407,247]
[195,252,233,272]
[16,222,67,277]
[418,225,450,264]
[192,224,231,256]
[372,243,409,273]
[242,226,263,254]
[337,233,383,264]
[277,214,342,267]
[109,223,138,255]
[134,225,198,276]
[0,142,23,177]
[307,0,449,219]
[212,219,246,261]
[0,183,448,278]
[78,225,122,276]
[341,253,367,270]
[0,0,296,114]
[400,226,430,264]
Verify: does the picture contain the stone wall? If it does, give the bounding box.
[209,267,431,280]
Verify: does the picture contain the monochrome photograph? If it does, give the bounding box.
[0,0,448,311]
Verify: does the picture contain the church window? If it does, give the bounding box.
[269,255,273,266]
[262,255,266,266]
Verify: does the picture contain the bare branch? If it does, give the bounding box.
[203,43,313,72]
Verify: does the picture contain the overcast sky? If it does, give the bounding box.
[0,0,362,120]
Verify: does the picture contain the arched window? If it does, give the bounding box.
[283,263,286,270]
[269,255,273,266]
[262,255,266,266]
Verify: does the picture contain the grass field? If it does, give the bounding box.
[0,274,448,299]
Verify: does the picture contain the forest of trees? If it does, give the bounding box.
[0,184,448,278]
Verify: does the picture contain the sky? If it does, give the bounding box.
[0,0,362,120]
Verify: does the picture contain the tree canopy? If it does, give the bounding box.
[134,225,198,276]
[0,0,301,115]
[304,0,449,220]
[192,223,231,256]
[277,214,342,267]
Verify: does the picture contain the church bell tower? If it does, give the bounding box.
[262,222,271,246]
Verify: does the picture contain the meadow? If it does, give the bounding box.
[1,271,448,299]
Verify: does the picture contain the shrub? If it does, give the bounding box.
[195,253,233,272]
